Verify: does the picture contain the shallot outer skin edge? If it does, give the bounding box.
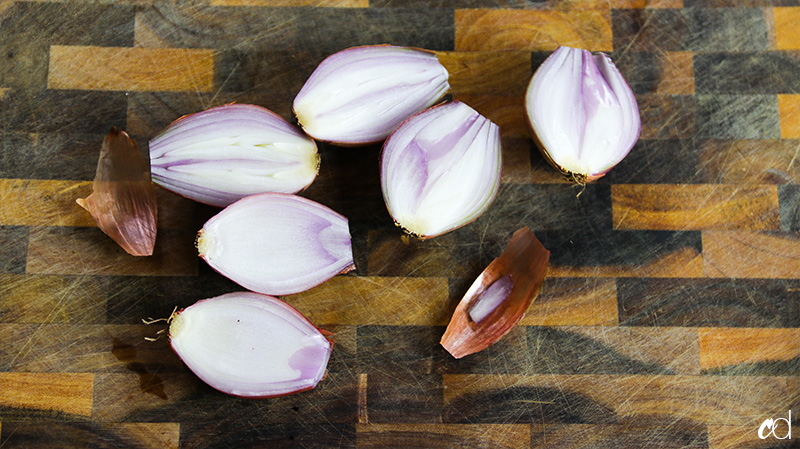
[379,100,503,240]
[525,46,641,184]
[440,227,550,359]
[76,128,158,257]
[168,292,334,398]
[293,45,451,146]
[196,192,355,296]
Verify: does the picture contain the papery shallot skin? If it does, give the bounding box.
[149,104,319,207]
[525,46,640,183]
[197,193,355,296]
[169,292,333,398]
[380,101,502,239]
[77,128,157,256]
[441,227,549,359]
[293,45,450,145]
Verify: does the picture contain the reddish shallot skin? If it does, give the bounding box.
[168,292,333,398]
[441,227,550,359]
[77,128,157,256]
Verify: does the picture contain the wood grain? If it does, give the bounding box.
[520,278,618,326]
[708,424,796,449]
[356,423,530,449]
[698,327,800,373]
[612,184,781,231]
[699,139,800,184]
[284,276,450,326]
[702,230,800,278]
[1,2,798,448]
[618,278,800,328]
[0,422,181,449]
[455,9,613,52]
[530,423,706,449]
[0,324,182,373]
[0,179,93,227]
[773,7,800,50]
[450,94,530,139]
[434,51,531,96]
[0,372,93,417]
[0,274,106,324]
[48,46,215,92]
[26,227,198,277]
[778,94,800,139]
[442,374,791,426]
[655,51,695,95]
[211,0,367,6]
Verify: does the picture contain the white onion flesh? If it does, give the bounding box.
[150,104,319,207]
[380,101,502,239]
[197,193,354,295]
[525,46,640,181]
[293,45,450,145]
[169,292,332,398]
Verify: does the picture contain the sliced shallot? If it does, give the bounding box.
[149,103,319,207]
[169,291,333,398]
[380,101,502,239]
[77,127,157,256]
[293,45,450,145]
[441,227,550,359]
[197,193,355,296]
[525,46,640,183]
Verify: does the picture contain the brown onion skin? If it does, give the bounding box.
[440,227,549,359]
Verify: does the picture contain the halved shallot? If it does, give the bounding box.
[525,46,640,183]
[169,291,333,397]
[293,45,450,145]
[380,101,502,239]
[77,128,157,256]
[149,104,319,207]
[441,228,549,359]
[197,193,355,296]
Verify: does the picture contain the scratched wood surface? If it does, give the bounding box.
[1,1,799,448]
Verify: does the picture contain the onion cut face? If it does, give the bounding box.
[525,46,640,183]
[293,45,450,145]
[441,228,549,359]
[149,104,319,207]
[77,128,157,256]
[197,193,355,296]
[169,292,333,398]
[380,101,502,239]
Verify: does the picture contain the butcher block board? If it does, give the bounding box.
[1,1,799,448]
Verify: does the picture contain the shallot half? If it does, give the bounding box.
[525,46,640,183]
[197,193,355,296]
[380,101,502,239]
[149,104,319,207]
[293,45,450,145]
[169,291,333,397]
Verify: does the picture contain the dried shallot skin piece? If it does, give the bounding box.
[77,128,158,256]
[441,227,550,359]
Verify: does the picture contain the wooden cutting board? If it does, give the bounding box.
[1,1,799,448]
